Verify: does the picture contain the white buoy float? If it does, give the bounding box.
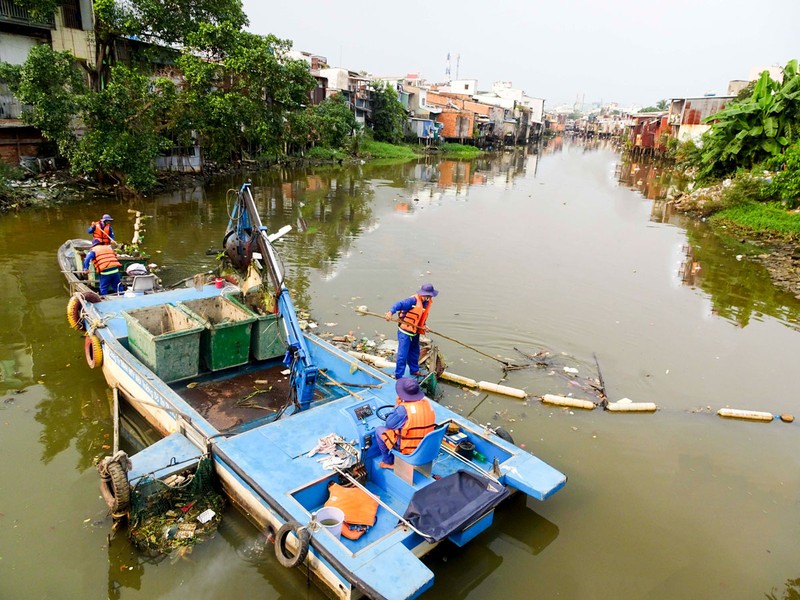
[606,400,658,412]
[717,408,774,422]
[439,371,478,388]
[541,394,596,410]
[478,381,527,399]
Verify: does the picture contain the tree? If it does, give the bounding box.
[370,82,406,143]
[178,24,315,162]
[699,60,800,179]
[315,93,358,149]
[0,45,86,157]
[89,0,248,91]
[70,65,180,190]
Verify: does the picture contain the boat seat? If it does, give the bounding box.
[390,424,447,485]
[131,274,156,293]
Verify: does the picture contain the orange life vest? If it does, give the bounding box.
[91,221,113,244]
[92,244,122,273]
[380,398,436,454]
[324,483,379,540]
[398,295,432,335]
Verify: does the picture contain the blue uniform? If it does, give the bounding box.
[374,404,410,465]
[389,296,431,379]
[83,250,122,295]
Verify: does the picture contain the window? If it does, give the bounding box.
[61,0,82,29]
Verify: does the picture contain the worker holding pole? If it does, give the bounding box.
[385,283,438,380]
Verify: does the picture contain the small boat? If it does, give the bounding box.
[73,183,566,599]
[58,238,156,297]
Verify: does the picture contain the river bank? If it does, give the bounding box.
[669,182,800,298]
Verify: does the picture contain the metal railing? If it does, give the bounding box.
[0,0,55,27]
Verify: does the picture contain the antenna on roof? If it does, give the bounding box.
[445,52,451,81]
[456,53,460,80]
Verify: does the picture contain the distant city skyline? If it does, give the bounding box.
[241,0,797,109]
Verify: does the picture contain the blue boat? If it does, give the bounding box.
[74,182,566,599]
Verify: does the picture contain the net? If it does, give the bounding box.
[128,457,225,556]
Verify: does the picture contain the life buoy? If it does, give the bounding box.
[99,460,130,515]
[274,520,310,568]
[67,296,85,331]
[85,334,103,368]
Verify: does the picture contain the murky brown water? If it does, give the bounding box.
[2,139,800,599]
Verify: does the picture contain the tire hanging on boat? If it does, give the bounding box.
[66,295,85,331]
[274,520,310,568]
[99,459,131,515]
[494,427,515,445]
[85,334,103,368]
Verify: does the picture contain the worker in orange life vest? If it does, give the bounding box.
[375,377,436,469]
[83,239,123,295]
[384,283,438,380]
[88,213,115,245]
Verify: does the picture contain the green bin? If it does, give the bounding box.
[179,296,256,371]
[225,293,286,360]
[122,303,203,383]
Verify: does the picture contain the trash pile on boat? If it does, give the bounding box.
[127,458,225,556]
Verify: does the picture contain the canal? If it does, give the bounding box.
[1,139,799,599]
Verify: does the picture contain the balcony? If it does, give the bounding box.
[0,0,55,28]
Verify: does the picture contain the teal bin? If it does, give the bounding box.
[122,303,203,383]
[179,296,256,371]
[225,293,286,361]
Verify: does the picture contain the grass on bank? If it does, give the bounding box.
[360,140,421,160]
[306,146,348,161]
[711,202,800,241]
[439,143,483,159]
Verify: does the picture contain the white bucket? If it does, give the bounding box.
[315,506,344,539]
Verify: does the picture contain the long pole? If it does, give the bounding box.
[355,308,519,367]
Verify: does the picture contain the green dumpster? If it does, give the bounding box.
[122,303,203,383]
[179,296,256,371]
[225,292,286,361]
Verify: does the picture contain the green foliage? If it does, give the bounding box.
[699,60,800,179]
[440,143,483,159]
[96,0,247,47]
[640,106,659,112]
[315,93,358,149]
[1,46,86,157]
[306,146,346,161]
[12,0,58,21]
[370,82,406,144]
[711,201,800,240]
[765,142,800,208]
[656,99,669,111]
[672,139,703,170]
[70,66,179,190]
[179,24,315,162]
[360,140,419,160]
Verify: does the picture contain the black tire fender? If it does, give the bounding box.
[274,520,310,568]
[100,461,130,514]
[495,427,515,445]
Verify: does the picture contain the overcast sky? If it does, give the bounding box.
[241,0,797,109]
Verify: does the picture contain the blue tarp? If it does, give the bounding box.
[402,470,509,542]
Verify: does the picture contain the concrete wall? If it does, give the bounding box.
[0,33,39,65]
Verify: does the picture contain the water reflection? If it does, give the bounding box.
[616,152,800,329]
[766,577,800,600]
[427,494,559,597]
[680,221,800,329]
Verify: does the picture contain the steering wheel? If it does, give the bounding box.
[375,405,395,421]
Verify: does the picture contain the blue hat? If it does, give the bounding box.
[416,283,438,297]
[396,377,425,401]
[102,214,113,221]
